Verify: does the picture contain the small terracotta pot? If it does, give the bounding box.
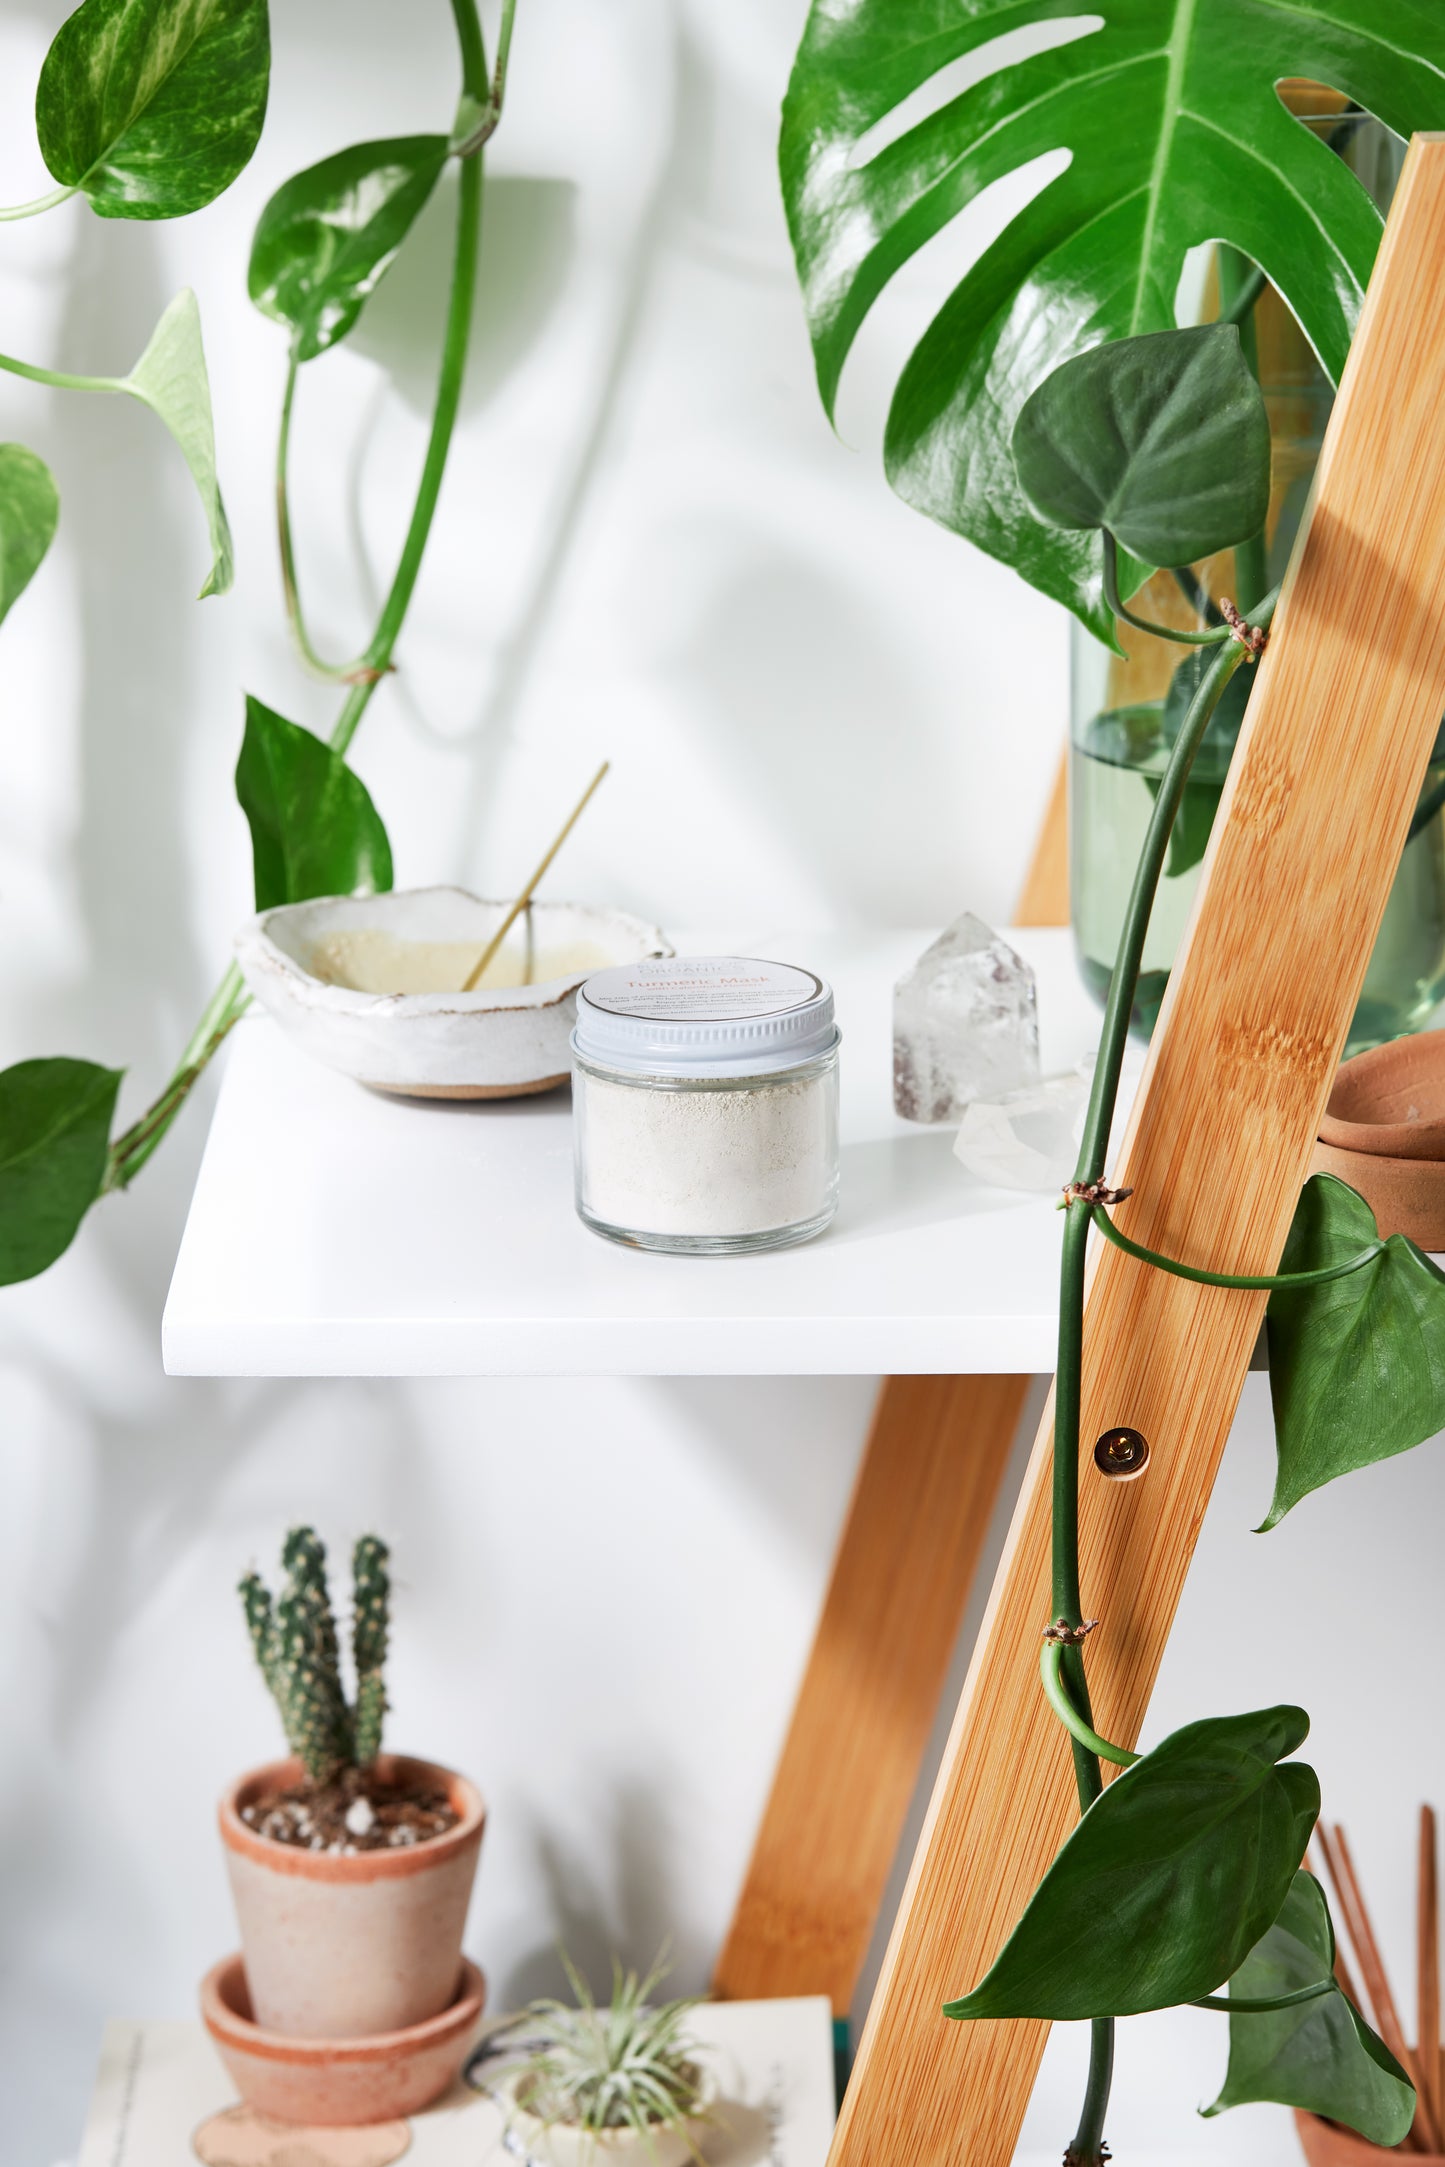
[219,1754,485,2040]
[1311,1032,1445,1249]
[1295,2107,1445,2166]
[201,1951,486,2125]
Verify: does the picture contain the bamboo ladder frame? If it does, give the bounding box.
[721,128,1445,2162]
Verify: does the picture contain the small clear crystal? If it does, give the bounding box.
[893,914,1040,1123]
[954,1068,1092,1193]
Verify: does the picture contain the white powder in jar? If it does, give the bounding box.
[580,1070,835,1237]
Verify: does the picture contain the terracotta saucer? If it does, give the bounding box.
[1310,1031,1445,1249]
[201,1953,486,2127]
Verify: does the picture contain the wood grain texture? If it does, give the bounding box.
[712,1373,1029,2009]
[831,135,1445,2167]
[1014,747,1070,926]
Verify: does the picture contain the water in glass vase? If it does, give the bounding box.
[1072,702,1445,1052]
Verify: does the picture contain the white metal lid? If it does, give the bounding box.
[573,955,838,1076]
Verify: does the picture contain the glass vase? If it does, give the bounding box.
[1069,102,1445,1054]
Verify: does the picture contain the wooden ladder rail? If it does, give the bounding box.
[826,133,1445,2167]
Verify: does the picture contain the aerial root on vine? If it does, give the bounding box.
[1043,1618,1099,1646]
[1064,2144,1110,2166]
[1060,1178,1133,1210]
[1220,597,1268,656]
[340,662,396,686]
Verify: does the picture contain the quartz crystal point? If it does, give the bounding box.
[954,1070,1090,1192]
[893,914,1040,1123]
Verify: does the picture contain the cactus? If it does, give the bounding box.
[351,1534,390,1767]
[238,1525,392,1785]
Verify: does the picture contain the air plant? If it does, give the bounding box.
[510,1953,709,2145]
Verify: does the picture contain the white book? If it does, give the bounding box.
[76,1995,837,2167]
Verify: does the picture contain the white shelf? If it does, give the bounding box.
[162,927,1125,1377]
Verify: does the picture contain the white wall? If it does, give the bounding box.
[0,5,1438,2166]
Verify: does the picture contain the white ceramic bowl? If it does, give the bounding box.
[234,889,673,1100]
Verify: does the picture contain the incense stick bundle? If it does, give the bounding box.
[1316,1817,1441,2154]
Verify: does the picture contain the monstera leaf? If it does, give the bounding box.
[35,0,270,220]
[944,1706,1318,2020]
[236,696,393,910]
[781,0,1445,636]
[249,137,450,362]
[1263,1175,1445,1529]
[0,446,59,627]
[1204,1871,1414,2145]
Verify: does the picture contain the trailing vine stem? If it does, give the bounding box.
[1102,532,1236,649]
[1050,582,1279,2165]
[275,343,368,681]
[1085,1202,1384,1289]
[104,0,493,1195]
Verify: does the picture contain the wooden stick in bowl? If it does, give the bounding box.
[1421,1806,1441,2149]
[461,760,611,993]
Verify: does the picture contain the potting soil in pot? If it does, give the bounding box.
[239,1765,459,1855]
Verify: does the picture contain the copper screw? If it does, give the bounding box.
[1094,1427,1150,1479]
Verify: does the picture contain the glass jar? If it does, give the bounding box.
[1070,103,1445,1053]
[571,956,841,1254]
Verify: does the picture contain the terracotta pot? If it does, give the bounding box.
[219,1754,485,2039]
[1295,2107,1445,2166]
[1311,1031,1445,1249]
[494,2069,717,2167]
[201,1951,486,2125]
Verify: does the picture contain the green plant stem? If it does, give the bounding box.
[1104,532,1233,648]
[98,0,493,1182]
[0,349,118,395]
[275,344,365,681]
[1040,1643,1140,1768]
[1069,2024,1115,2167]
[1191,1982,1335,2014]
[1050,586,1278,2166]
[0,183,78,221]
[1088,1204,1384,1290]
[450,0,516,156]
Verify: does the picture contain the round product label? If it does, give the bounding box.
[582,956,823,1022]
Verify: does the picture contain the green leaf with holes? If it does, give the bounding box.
[1204,1870,1414,2145]
[944,1706,1318,2019]
[781,0,1445,637]
[236,696,393,911]
[1263,1175,1445,1529]
[1013,326,1271,569]
[119,290,232,596]
[249,136,450,362]
[36,0,270,219]
[0,446,59,627]
[0,1058,122,1284]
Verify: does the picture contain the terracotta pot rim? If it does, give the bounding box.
[1319,1035,1445,1161]
[201,1952,486,2064]
[1313,1140,1445,1182]
[218,1752,484,1882]
[1294,2108,1445,2163]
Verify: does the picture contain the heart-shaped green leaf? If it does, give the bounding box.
[0,445,59,628]
[249,137,450,363]
[236,696,393,911]
[1013,327,1271,569]
[117,290,232,595]
[1263,1174,1445,1529]
[36,0,270,220]
[944,1706,1318,2020]
[1203,1870,1415,2146]
[781,2,1445,636]
[0,1057,122,1284]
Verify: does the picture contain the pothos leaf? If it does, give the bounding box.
[1263,1174,1445,1529]
[35,0,270,220]
[780,0,1445,637]
[1013,326,1271,569]
[944,1706,1318,2020]
[118,290,232,597]
[1203,1870,1415,2146]
[0,446,59,627]
[249,136,450,363]
[235,696,393,911]
[0,1057,122,1284]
